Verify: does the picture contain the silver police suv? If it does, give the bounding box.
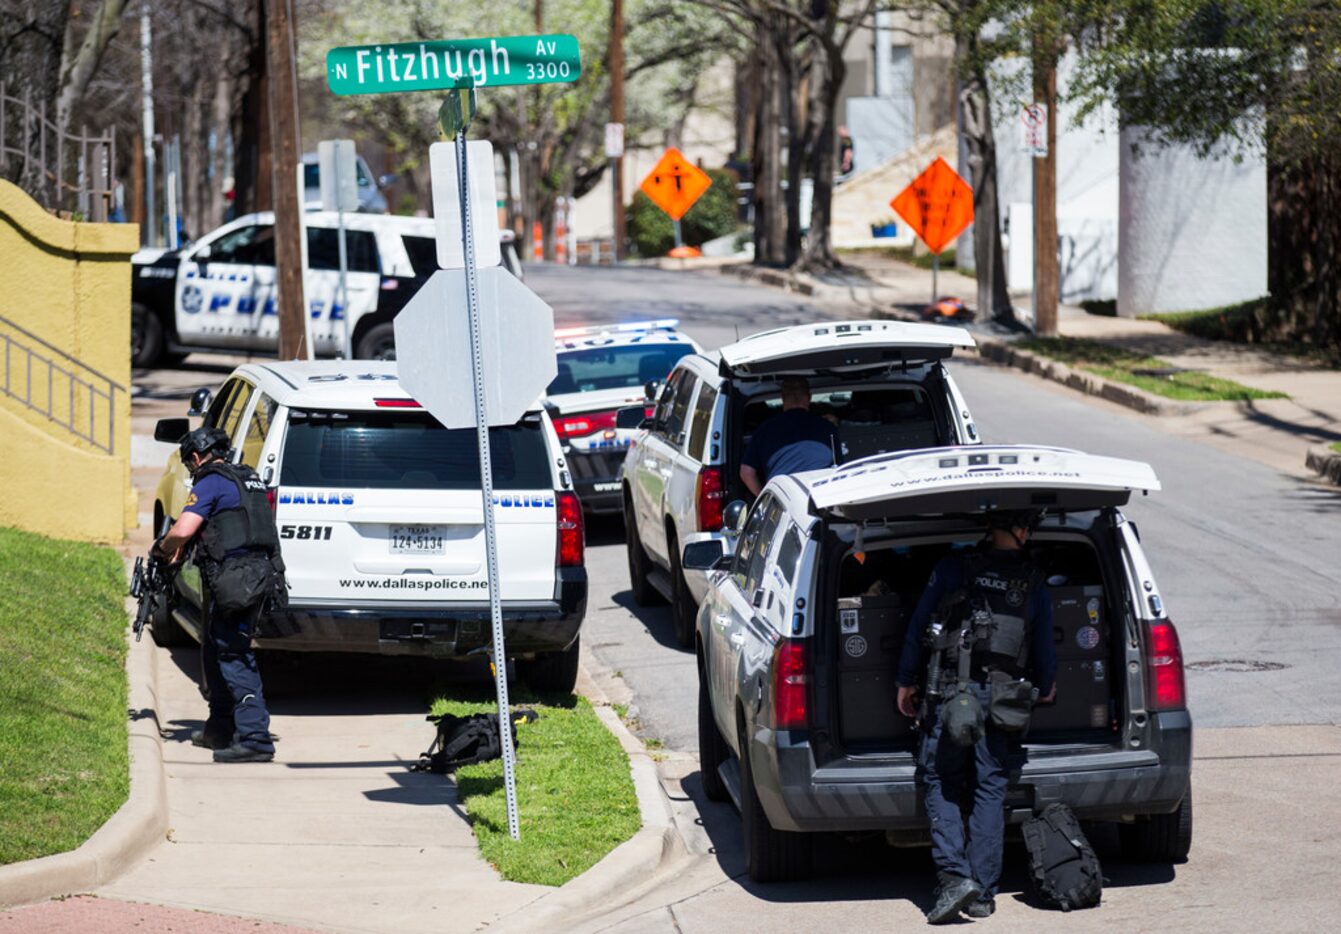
[686,445,1193,882]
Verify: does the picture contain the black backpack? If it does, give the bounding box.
[411,710,536,775]
[1021,804,1103,910]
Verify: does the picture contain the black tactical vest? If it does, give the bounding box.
[194,461,281,567]
[937,550,1043,680]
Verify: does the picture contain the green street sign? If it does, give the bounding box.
[326,34,581,96]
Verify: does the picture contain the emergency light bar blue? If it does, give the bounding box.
[553,318,679,340]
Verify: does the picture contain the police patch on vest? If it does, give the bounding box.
[840,608,859,633]
[1076,625,1101,651]
[1006,588,1026,608]
[844,634,868,658]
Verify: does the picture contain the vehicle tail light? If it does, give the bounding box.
[553,409,618,441]
[1146,620,1187,711]
[773,639,809,729]
[696,466,725,532]
[556,491,585,567]
[265,488,277,514]
[374,398,421,408]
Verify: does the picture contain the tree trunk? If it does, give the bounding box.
[1268,152,1341,350]
[233,1,268,214]
[781,32,805,267]
[54,0,128,194]
[958,57,1012,322]
[1,1,69,195]
[753,21,786,267]
[801,44,844,271]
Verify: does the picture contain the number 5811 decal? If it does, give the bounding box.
[280,524,333,541]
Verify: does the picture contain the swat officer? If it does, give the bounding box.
[152,427,282,763]
[895,510,1058,923]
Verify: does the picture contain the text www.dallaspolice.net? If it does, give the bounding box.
[339,578,488,591]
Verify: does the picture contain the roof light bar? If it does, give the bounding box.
[553,318,680,340]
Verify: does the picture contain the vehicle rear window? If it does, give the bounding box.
[279,410,552,490]
[549,343,694,394]
[307,228,379,273]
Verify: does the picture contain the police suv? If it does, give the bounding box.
[131,212,523,367]
[619,320,981,648]
[685,446,1193,882]
[545,319,699,514]
[149,360,587,692]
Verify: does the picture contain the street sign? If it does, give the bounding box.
[1020,103,1048,158]
[604,122,624,159]
[326,34,581,95]
[317,139,358,212]
[639,148,711,222]
[393,266,557,430]
[430,139,502,269]
[890,157,974,256]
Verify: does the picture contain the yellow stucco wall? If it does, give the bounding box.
[0,180,139,543]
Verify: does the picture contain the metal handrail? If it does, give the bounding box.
[0,314,125,455]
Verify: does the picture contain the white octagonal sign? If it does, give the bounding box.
[394,267,556,429]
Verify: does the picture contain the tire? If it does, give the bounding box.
[668,532,695,648]
[698,664,729,802]
[131,303,164,368]
[517,635,580,695]
[354,321,396,360]
[738,711,812,882]
[1120,794,1193,863]
[625,496,662,607]
[149,590,193,647]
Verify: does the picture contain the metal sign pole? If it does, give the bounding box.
[932,252,939,304]
[673,218,683,251]
[337,201,350,358]
[455,122,522,842]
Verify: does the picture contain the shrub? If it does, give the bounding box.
[627,167,739,257]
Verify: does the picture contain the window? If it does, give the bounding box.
[654,369,684,432]
[547,344,694,395]
[775,524,803,586]
[403,235,439,276]
[203,225,275,266]
[744,499,784,596]
[665,373,696,441]
[279,410,552,490]
[688,383,718,460]
[239,393,277,468]
[306,228,379,273]
[220,382,254,441]
[732,498,770,590]
[205,379,242,430]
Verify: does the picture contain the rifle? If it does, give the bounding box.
[129,554,168,642]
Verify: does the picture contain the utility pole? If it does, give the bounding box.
[609,0,626,262]
[140,1,155,247]
[265,0,307,360]
[1032,35,1059,335]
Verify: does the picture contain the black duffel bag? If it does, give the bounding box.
[1022,803,1103,910]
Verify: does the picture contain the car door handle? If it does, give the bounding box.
[714,614,732,629]
[729,631,746,647]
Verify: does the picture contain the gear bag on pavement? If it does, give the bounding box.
[1021,803,1103,911]
[411,709,538,775]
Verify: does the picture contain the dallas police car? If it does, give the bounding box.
[131,212,523,367]
[544,319,700,514]
[149,360,587,693]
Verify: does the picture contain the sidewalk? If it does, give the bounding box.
[723,253,1341,481]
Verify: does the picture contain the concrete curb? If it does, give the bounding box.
[484,663,684,933]
[0,621,169,909]
[720,261,818,296]
[1305,446,1341,485]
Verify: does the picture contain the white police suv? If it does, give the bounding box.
[150,360,587,692]
[131,212,523,367]
[545,319,699,514]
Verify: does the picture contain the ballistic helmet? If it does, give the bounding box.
[179,426,231,464]
[986,508,1044,532]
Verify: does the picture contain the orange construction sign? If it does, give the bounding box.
[639,148,712,222]
[890,157,974,255]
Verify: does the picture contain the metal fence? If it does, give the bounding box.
[0,82,117,221]
[0,315,124,455]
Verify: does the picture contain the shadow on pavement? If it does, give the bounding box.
[610,590,689,655]
[675,769,1178,912]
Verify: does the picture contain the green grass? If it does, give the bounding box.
[430,691,639,886]
[1018,337,1288,402]
[0,526,128,866]
[1141,298,1341,368]
[1331,441,1341,455]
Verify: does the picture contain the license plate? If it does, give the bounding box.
[389,525,445,555]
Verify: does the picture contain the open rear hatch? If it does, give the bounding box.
[717,320,975,378]
[809,445,1160,520]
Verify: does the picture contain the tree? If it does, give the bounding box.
[1070,0,1341,349]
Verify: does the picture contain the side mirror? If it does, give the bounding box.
[188,387,213,417]
[723,499,748,533]
[643,379,662,402]
[682,538,728,571]
[154,417,189,443]
[615,405,649,430]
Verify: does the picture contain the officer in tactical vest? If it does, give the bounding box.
[895,510,1058,923]
[152,427,283,763]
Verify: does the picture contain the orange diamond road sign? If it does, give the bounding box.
[640,148,712,221]
[890,157,974,255]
